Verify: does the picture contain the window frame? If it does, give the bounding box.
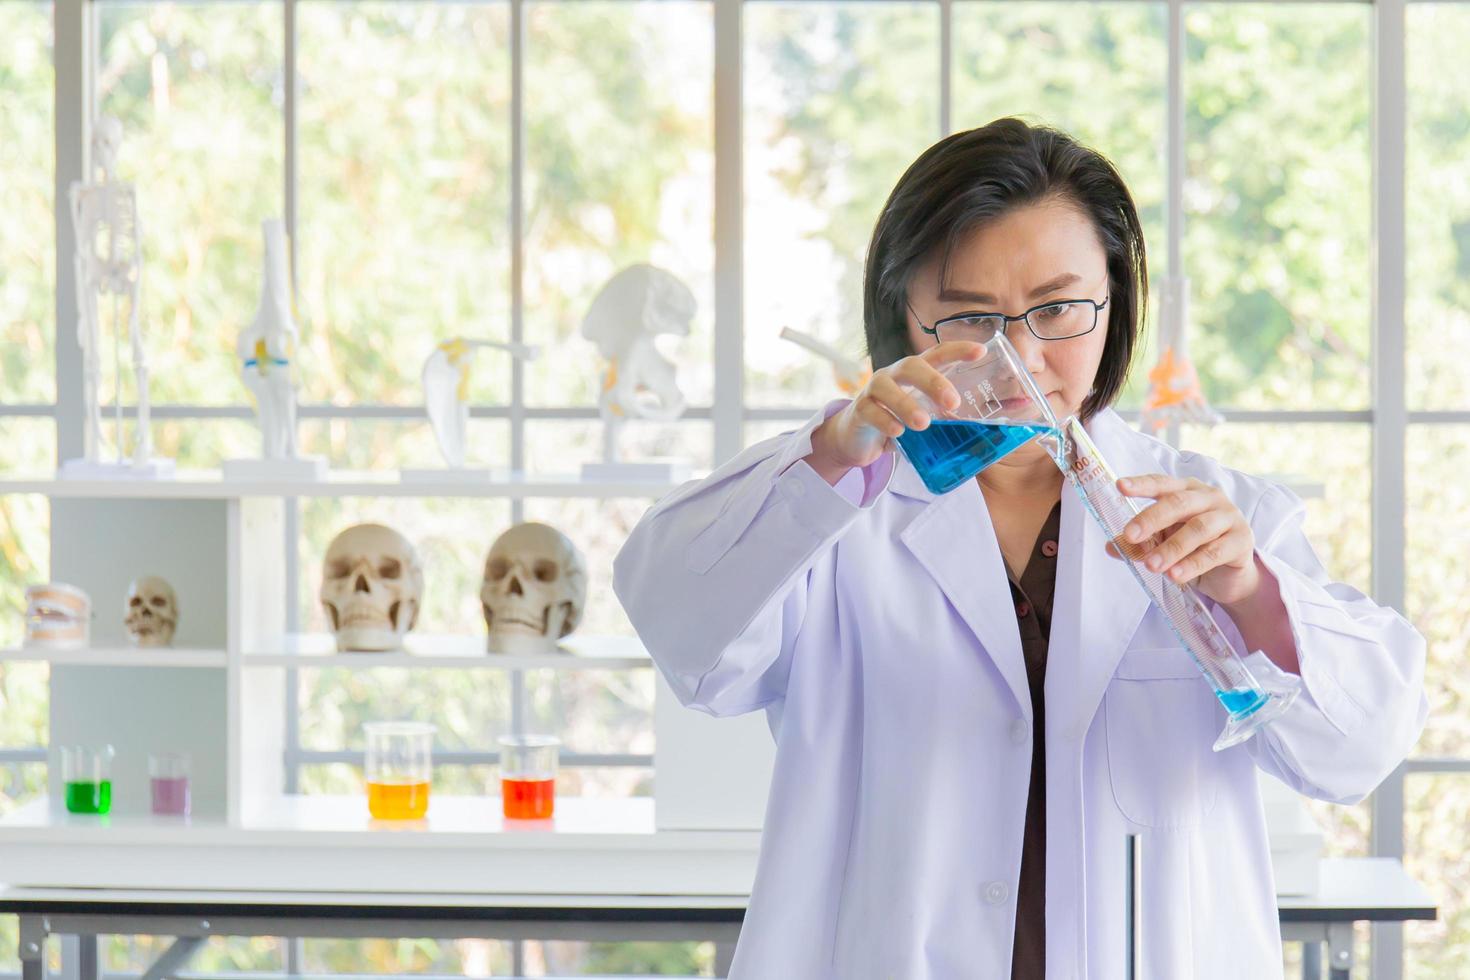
[5,2,1466,977]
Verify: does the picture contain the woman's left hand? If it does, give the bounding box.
[1105,474,1262,608]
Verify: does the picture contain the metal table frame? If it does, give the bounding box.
[6,898,743,980]
[1276,858,1437,980]
[5,855,1437,980]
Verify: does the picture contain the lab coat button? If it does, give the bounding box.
[984,881,1009,905]
[1009,719,1029,745]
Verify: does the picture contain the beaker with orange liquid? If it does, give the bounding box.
[499,734,559,820]
[365,721,435,820]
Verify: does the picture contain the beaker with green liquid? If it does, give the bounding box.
[61,745,115,814]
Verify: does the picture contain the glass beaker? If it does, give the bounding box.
[895,334,1060,495]
[61,745,115,815]
[499,734,559,820]
[149,752,191,816]
[364,721,435,820]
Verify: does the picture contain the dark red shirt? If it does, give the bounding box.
[1007,500,1062,980]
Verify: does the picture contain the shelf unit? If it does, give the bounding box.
[0,645,228,668]
[0,796,760,895]
[239,632,651,670]
[0,471,692,500]
[0,473,776,893]
[0,636,648,672]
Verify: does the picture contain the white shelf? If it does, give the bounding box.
[0,795,761,894]
[243,793,665,843]
[241,633,651,670]
[0,794,668,844]
[0,645,228,668]
[0,470,690,499]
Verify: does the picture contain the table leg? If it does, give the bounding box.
[18,915,47,980]
[1326,921,1354,980]
[76,935,99,980]
[714,941,736,977]
[1301,940,1322,980]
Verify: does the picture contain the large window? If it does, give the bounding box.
[0,9,53,973]
[0,0,53,847]
[2,1,1467,977]
[743,3,939,408]
[953,1,1168,411]
[96,2,285,409]
[1404,5,1470,976]
[297,2,512,407]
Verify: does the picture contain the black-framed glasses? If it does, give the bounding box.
[909,295,1110,344]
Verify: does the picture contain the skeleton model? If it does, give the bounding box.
[480,522,587,656]
[320,523,424,652]
[407,337,538,480]
[63,115,169,477]
[779,326,872,396]
[124,575,178,648]
[580,264,695,479]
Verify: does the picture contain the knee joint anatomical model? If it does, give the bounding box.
[238,219,302,461]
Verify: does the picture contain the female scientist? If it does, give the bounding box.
[613,117,1427,979]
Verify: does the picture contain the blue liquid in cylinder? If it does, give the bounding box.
[1217,686,1268,717]
[897,419,1054,495]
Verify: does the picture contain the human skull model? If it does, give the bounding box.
[320,523,424,652]
[92,115,124,182]
[480,523,587,655]
[124,575,178,647]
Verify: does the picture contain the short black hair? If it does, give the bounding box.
[862,117,1148,422]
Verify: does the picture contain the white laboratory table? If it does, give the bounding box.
[1278,858,1437,980]
[0,840,1433,980]
[0,795,756,979]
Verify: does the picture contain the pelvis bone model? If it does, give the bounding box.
[581,264,695,424]
[480,523,587,655]
[320,524,424,652]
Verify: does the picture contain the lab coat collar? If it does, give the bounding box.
[887,448,941,502]
[891,409,1155,730]
[1051,410,1155,742]
[897,470,1034,718]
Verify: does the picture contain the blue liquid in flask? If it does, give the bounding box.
[897,419,1055,495]
[1216,686,1268,717]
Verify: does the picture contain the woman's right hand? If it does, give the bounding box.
[806,342,986,479]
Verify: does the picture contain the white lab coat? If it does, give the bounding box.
[613,403,1428,980]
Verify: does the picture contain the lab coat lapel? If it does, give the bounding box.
[1049,410,1153,740]
[890,456,1036,721]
